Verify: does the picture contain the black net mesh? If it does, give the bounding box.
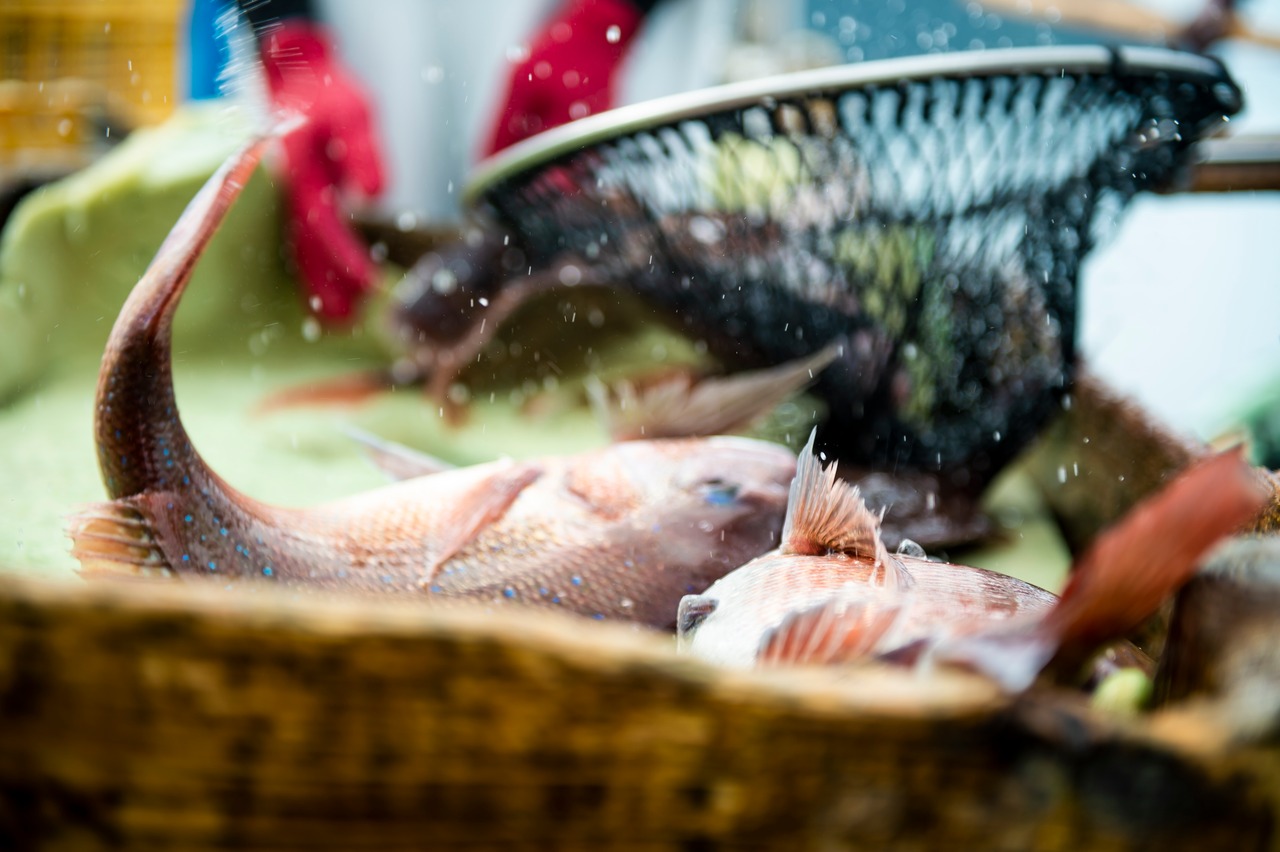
[476,53,1238,482]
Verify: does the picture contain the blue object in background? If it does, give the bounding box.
[186,0,236,100]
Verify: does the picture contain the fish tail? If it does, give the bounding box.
[67,498,173,578]
[937,449,1269,692]
[94,134,274,500]
[1046,447,1270,654]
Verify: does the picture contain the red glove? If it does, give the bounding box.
[261,20,385,321]
[483,0,645,157]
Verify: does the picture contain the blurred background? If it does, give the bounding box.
[2,0,1276,441]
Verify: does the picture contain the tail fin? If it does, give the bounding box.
[943,449,1269,691]
[68,499,172,578]
[95,134,275,499]
[1046,447,1269,653]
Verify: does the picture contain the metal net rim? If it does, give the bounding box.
[463,44,1239,207]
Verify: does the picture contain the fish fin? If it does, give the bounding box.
[254,369,399,415]
[940,448,1269,693]
[588,344,840,441]
[779,430,893,569]
[343,426,456,480]
[1046,447,1269,657]
[67,497,174,579]
[757,590,906,667]
[419,463,543,584]
[934,629,1058,693]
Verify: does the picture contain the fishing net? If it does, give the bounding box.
[465,47,1240,481]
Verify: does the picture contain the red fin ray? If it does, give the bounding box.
[780,430,893,571]
[758,586,910,667]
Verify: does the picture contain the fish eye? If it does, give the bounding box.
[677,595,718,636]
[699,479,739,506]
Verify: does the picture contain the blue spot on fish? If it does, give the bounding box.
[539,586,549,596]
[181,554,189,562]
[503,587,516,599]
[551,595,562,604]
[208,561,217,571]
[429,584,443,593]
[571,576,583,586]
[184,514,193,523]
[262,567,273,577]
[220,528,228,536]
[592,614,605,620]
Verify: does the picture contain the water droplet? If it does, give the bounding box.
[432,268,458,294]
[301,317,322,342]
[896,539,926,559]
[559,264,583,286]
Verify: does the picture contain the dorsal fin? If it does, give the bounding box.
[780,430,893,566]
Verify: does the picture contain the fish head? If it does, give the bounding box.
[629,436,796,565]
[675,552,799,668]
[560,435,795,627]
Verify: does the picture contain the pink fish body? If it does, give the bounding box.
[68,133,796,629]
[679,431,1267,689]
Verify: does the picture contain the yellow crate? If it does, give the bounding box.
[0,0,182,167]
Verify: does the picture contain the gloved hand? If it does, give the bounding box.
[483,0,646,157]
[261,20,385,321]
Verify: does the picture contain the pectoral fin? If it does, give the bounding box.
[589,344,840,441]
[757,590,908,667]
[420,463,543,584]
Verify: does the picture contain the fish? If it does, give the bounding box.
[677,430,1268,691]
[65,133,798,630]
[388,201,1070,498]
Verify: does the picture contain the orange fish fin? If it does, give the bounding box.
[419,463,543,584]
[937,448,1270,693]
[343,426,456,481]
[254,369,398,415]
[757,589,907,667]
[1046,447,1269,654]
[779,429,892,567]
[588,344,840,441]
[67,497,174,578]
